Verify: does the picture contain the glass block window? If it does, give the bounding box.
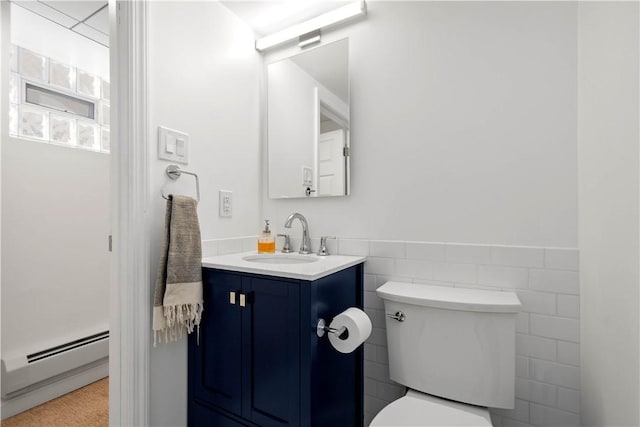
[101,128,110,152]
[9,44,18,72]
[77,121,100,150]
[19,105,48,140]
[9,74,18,104]
[8,45,110,154]
[77,70,101,98]
[49,59,75,91]
[19,48,47,82]
[8,103,18,136]
[101,79,110,101]
[50,114,76,146]
[99,102,109,125]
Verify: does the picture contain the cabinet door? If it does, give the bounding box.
[190,270,243,416]
[242,277,301,427]
[190,401,252,427]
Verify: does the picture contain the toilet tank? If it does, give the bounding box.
[376,282,521,409]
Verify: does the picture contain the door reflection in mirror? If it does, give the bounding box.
[267,38,350,199]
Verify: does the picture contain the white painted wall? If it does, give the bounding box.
[1,137,110,355]
[578,3,640,426]
[10,3,108,79]
[262,2,578,248]
[1,4,110,416]
[147,2,260,425]
[1,4,110,360]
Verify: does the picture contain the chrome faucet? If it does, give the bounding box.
[284,213,311,254]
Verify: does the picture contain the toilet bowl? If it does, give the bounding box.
[370,389,492,427]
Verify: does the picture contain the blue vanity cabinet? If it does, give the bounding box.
[243,275,301,426]
[190,270,243,416]
[189,264,364,427]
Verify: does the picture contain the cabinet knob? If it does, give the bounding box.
[239,294,246,307]
[229,291,236,305]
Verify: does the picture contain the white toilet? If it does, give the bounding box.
[370,281,521,427]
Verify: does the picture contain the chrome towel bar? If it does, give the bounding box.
[161,164,200,203]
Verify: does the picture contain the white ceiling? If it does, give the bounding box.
[13,0,109,47]
[11,1,351,54]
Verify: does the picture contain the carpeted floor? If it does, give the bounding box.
[1,378,108,427]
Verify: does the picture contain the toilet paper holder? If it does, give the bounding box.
[316,318,349,339]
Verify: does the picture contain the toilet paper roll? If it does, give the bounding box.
[328,307,372,354]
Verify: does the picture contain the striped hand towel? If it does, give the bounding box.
[153,195,204,345]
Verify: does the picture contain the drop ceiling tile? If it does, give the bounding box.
[39,0,107,22]
[14,1,78,28]
[85,6,108,35]
[73,23,109,47]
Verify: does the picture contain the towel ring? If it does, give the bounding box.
[161,165,200,203]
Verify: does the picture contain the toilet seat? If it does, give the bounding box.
[369,390,492,427]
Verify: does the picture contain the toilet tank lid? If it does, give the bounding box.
[376,281,521,313]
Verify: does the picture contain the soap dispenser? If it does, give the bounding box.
[257,220,276,253]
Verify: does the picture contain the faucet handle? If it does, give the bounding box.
[317,236,336,256]
[277,234,292,253]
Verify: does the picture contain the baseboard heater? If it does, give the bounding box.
[1,331,109,398]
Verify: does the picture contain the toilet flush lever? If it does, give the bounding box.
[387,311,405,322]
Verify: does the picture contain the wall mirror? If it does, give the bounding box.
[267,38,350,199]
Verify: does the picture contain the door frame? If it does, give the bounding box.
[110,0,150,425]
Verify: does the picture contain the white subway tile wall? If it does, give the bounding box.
[337,239,580,427]
[199,237,580,427]
[8,45,110,153]
[201,236,259,258]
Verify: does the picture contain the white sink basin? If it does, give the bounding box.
[203,251,366,280]
[242,254,318,264]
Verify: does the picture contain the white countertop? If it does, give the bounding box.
[202,251,366,281]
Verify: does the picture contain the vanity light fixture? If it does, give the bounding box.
[298,29,321,48]
[255,0,366,52]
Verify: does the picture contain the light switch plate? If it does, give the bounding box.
[158,126,189,164]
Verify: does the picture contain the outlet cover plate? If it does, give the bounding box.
[219,190,232,217]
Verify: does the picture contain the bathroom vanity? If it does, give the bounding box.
[188,252,366,427]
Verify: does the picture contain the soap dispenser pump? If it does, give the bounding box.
[258,220,276,253]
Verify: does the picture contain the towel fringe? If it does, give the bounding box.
[154,303,203,345]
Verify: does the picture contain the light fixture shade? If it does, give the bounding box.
[255,0,366,52]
